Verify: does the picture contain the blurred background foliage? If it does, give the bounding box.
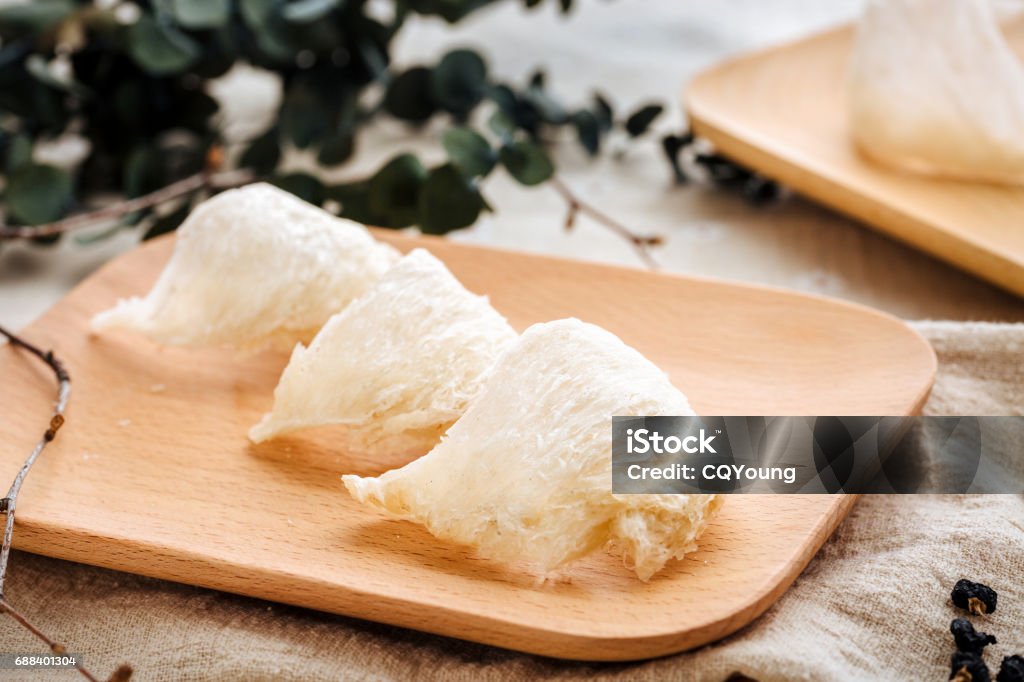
[0,0,682,242]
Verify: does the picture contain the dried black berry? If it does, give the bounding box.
[998,655,1024,682]
[742,176,780,206]
[951,618,997,654]
[694,153,745,184]
[952,579,998,615]
[951,651,991,682]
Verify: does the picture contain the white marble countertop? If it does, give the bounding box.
[2,0,1023,330]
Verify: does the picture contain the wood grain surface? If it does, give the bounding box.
[0,233,936,660]
[686,18,1024,299]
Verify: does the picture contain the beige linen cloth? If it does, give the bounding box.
[0,320,1021,681]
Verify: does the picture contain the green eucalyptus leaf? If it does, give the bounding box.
[353,20,391,81]
[176,90,220,133]
[282,0,340,24]
[487,110,515,142]
[523,73,566,125]
[123,145,166,198]
[430,49,487,118]
[7,164,73,225]
[143,201,191,240]
[661,132,692,184]
[0,0,74,35]
[0,43,27,70]
[488,84,539,136]
[499,141,553,186]
[255,31,295,63]
[383,67,436,123]
[272,172,326,205]
[111,80,144,127]
[572,110,600,156]
[442,127,495,178]
[317,133,355,166]
[239,0,294,62]
[172,0,231,29]
[593,92,614,132]
[240,128,282,174]
[329,181,375,225]
[417,163,485,235]
[336,90,358,135]
[4,134,32,173]
[285,18,341,55]
[624,103,664,138]
[524,89,566,125]
[27,79,70,132]
[0,79,68,135]
[240,0,275,29]
[368,153,427,227]
[487,84,517,115]
[281,82,332,149]
[192,28,240,78]
[128,14,202,76]
[419,0,496,23]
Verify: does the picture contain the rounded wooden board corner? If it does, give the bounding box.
[685,19,1024,300]
[0,234,936,660]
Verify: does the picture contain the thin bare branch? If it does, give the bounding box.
[0,169,255,240]
[549,176,662,269]
[0,327,131,680]
[0,326,69,597]
[0,599,99,681]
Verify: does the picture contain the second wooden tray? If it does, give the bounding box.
[687,18,1024,299]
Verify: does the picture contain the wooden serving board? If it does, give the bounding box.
[0,233,935,661]
[687,18,1024,299]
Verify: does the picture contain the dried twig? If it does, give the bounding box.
[0,168,254,240]
[0,329,69,596]
[0,326,130,681]
[2,157,660,270]
[549,176,662,269]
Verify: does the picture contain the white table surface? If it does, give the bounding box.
[2,0,1023,330]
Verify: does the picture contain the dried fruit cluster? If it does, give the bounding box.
[947,579,1022,682]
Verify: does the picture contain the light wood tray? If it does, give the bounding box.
[0,233,935,661]
[687,18,1024,299]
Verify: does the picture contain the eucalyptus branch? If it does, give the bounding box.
[549,176,662,269]
[0,0,682,253]
[0,326,131,681]
[0,169,255,241]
